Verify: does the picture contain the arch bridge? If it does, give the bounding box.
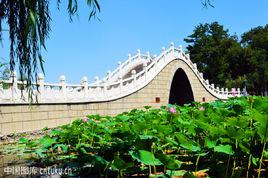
[0,43,246,134]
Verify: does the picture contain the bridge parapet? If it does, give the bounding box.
[0,43,247,104]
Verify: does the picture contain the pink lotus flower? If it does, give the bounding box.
[199,106,205,111]
[169,107,176,113]
[82,118,88,123]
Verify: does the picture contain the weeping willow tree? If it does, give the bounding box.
[201,0,214,8]
[0,0,100,100]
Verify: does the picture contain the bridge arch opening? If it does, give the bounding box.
[169,68,194,105]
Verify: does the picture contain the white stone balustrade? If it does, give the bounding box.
[0,43,247,104]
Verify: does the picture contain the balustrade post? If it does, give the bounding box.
[211,84,215,91]
[131,70,136,83]
[231,88,237,96]
[94,76,100,97]
[153,54,158,72]
[193,63,197,70]
[178,45,182,58]
[143,62,147,80]
[94,76,99,84]
[106,70,111,83]
[103,82,107,97]
[225,88,229,95]
[118,61,122,66]
[81,76,88,98]
[221,88,225,94]
[10,71,18,92]
[237,88,241,96]
[178,45,182,52]
[162,46,166,63]
[137,49,141,60]
[242,87,247,96]
[205,79,209,85]
[37,73,44,100]
[10,71,18,101]
[128,54,131,64]
[147,51,150,61]
[170,42,175,59]
[117,61,123,83]
[118,76,123,93]
[59,75,66,99]
[37,73,44,92]
[186,53,190,60]
[199,72,203,79]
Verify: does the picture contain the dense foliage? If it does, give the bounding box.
[14,97,268,177]
[185,22,268,96]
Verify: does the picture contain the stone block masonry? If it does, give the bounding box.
[0,59,219,135]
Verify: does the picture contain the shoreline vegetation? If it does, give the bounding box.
[1,96,267,177]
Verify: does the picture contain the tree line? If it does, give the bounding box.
[184,22,268,96]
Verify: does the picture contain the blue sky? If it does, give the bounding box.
[1,0,268,83]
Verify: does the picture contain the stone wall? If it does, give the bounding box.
[0,59,217,135]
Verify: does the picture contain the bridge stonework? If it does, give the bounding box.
[0,44,246,135]
[0,60,215,135]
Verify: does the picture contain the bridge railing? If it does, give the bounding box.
[100,51,153,84]
[173,47,247,99]
[0,43,247,103]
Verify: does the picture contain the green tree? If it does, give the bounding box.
[184,22,242,87]
[185,22,268,95]
[241,25,268,95]
[223,40,249,89]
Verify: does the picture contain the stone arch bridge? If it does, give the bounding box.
[0,43,246,134]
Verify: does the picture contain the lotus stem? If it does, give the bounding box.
[232,139,238,176]
[247,154,252,178]
[51,145,54,160]
[258,140,266,177]
[120,170,123,178]
[153,165,156,174]
[151,142,157,174]
[258,115,267,178]
[116,171,120,178]
[232,158,236,176]
[225,154,231,178]
[195,154,201,174]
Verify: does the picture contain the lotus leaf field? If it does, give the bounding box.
[14,97,268,177]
